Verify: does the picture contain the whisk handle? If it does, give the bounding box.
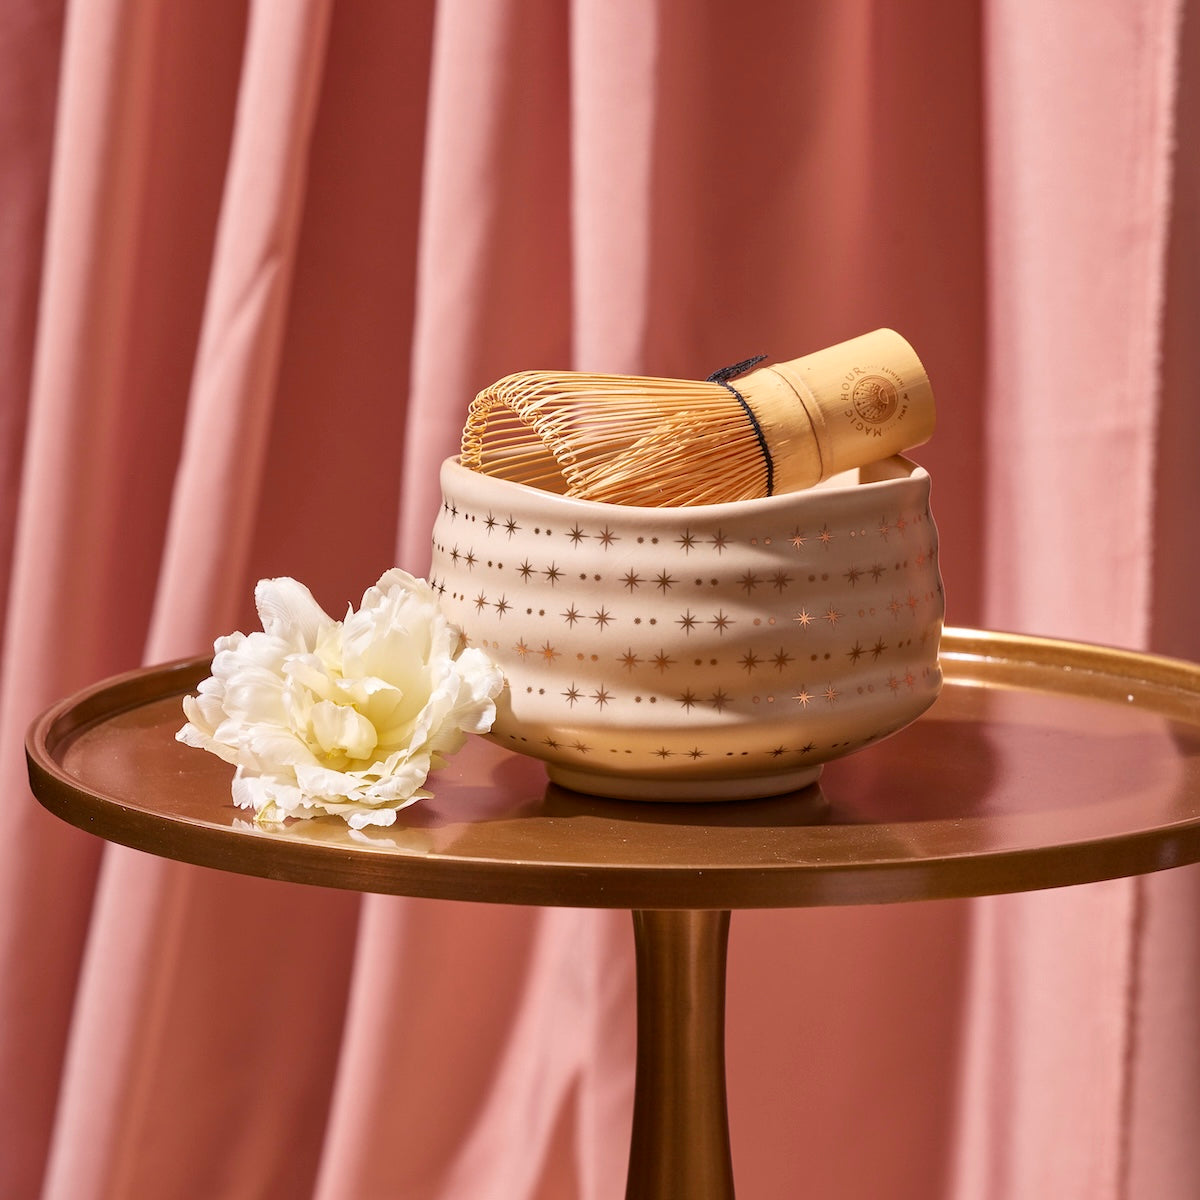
[746,328,936,492]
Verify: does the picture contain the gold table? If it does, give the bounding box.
[26,629,1200,1198]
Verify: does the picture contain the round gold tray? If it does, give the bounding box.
[26,628,1200,910]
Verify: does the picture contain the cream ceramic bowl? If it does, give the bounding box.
[430,456,943,801]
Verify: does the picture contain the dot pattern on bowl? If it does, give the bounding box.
[430,485,943,785]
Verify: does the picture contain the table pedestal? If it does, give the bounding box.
[627,909,734,1200]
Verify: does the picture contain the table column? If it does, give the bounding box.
[626,908,735,1200]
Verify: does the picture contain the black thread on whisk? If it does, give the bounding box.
[708,355,772,495]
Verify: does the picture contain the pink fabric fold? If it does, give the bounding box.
[0,1,193,1189]
[981,0,1183,646]
[314,903,634,1200]
[399,0,574,568]
[147,0,335,656]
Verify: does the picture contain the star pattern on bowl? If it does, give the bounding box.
[431,488,942,778]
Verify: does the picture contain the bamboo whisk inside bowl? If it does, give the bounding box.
[460,328,936,507]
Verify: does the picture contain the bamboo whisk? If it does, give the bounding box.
[460,329,936,507]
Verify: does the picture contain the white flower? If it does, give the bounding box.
[177,569,503,829]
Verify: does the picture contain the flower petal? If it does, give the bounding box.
[309,700,378,761]
[255,577,333,649]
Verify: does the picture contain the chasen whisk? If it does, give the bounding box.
[459,328,935,507]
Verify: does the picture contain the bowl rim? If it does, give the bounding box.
[439,454,931,521]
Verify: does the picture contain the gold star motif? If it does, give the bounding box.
[493,596,510,616]
[596,526,619,548]
[562,605,582,625]
[568,525,588,545]
[677,530,698,553]
[823,604,843,625]
[654,747,674,759]
[563,684,582,704]
[677,689,700,710]
[794,608,814,627]
[518,560,535,580]
[817,525,834,547]
[677,610,698,633]
[871,639,887,660]
[619,649,641,670]
[543,563,562,585]
[844,566,862,586]
[504,516,520,537]
[591,687,613,708]
[824,684,840,704]
[474,592,489,612]
[591,607,614,628]
[654,570,677,593]
[514,640,531,658]
[541,642,560,663]
[846,641,864,664]
[740,651,762,673]
[793,687,813,707]
[771,570,792,591]
[708,690,731,711]
[652,650,675,672]
[738,571,762,593]
[484,512,497,532]
[709,530,730,553]
[686,747,706,759]
[790,528,807,549]
[709,611,733,633]
[772,649,794,670]
[622,570,643,591]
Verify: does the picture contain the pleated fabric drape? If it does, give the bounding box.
[1,2,1197,1198]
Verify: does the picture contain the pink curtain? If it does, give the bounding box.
[1,1,1196,1196]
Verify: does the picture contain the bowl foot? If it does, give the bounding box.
[545,762,824,802]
